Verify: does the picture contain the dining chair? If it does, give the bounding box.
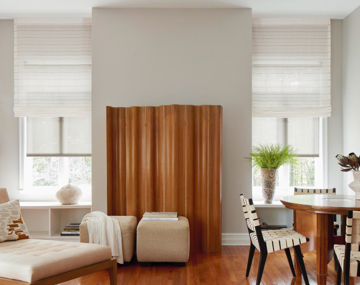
[334,209,360,285]
[294,187,339,235]
[240,194,310,285]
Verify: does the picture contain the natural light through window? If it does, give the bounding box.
[20,117,92,195]
[251,117,325,201]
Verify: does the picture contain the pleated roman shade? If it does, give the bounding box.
[252,18,331,117]
[14,18,92,117]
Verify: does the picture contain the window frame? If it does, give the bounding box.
[251,117,328,201]
[19,118,92,193]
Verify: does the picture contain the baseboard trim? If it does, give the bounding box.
[222,233,250,246]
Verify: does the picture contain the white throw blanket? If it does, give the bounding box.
[81,211,123,264]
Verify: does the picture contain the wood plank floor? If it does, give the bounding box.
[61,246,359,285]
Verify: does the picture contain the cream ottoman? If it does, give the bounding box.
[80,215,137,262]
[137,216,190,263]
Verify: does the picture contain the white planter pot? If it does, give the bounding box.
[55,184,82,205]
[349,171,360,200]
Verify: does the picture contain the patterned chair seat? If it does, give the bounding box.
[250,228,308,253]
[335,244,360,277]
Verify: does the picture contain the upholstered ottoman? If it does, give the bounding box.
[137,216,190,263]
[80,215,137,262]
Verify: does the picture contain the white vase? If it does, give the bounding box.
[349,171,360,200]
[55,184,82,205]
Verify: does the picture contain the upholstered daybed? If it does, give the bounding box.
[0,188,117,285]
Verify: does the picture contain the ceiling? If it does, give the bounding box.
[0,0,360,19]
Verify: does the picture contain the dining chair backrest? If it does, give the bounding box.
[239,194,266,253]
[294,187,336,195]
[345,209,360,251]
[240,194,260,232]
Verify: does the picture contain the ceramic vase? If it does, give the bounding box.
[55,184,82,205]
[349,171,360,200]
[261,168,277,204]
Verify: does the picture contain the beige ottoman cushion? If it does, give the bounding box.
[80,215,137,262]
[137,216,190,263]
[0,239,111,283]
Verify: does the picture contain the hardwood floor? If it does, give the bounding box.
[61,246,358,285]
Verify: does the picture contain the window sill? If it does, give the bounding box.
[253,200,286,208]
[19,201,92,209]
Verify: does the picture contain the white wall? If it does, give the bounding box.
[328,20,343,192]
[0,20,18,199]
[343,6,360,190]
[92,8,253,234]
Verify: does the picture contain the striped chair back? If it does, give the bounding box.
[240,194,266,252]
[294,187,336,195]
[345,210,360,249]
[240,194,260,232]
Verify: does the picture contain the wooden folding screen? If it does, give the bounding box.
[106,105,222,253]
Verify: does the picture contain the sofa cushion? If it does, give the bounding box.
[0,200,30,243]
[0,239,112,282]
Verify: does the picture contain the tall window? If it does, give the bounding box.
[252,19,331,200]
[252,117,325,200]
[22,117,91,191]
[14,19,92,194]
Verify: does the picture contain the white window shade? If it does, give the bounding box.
[287,117,319,156]
[252,18,331,117]
[252,117,319,156]
[26,117,91,156]
[14,18,91,117]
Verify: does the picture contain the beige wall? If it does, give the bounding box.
[343,6,360,190]
[92,8,253,233]
[0,20,18,199]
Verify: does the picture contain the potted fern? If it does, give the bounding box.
[247,144,297,204]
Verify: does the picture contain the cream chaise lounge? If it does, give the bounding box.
[0,188,117,285]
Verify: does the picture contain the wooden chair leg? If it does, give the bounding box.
[108,260,117,285]
[256,251,267,285]
[345,272,350,285]
[294,245,309,285]
[285,248,296,277]
[334,256,338,271]
[344,252,350,285]
[246,243,256,277]
[335,254,342,285]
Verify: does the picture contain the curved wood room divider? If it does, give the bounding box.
[106,104,222,253]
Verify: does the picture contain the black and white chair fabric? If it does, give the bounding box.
[334,209,360,285]
[240,194,310,285]
[294,187,336,195]
[294,187,340,235]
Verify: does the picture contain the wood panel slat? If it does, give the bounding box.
[107,104,222,253]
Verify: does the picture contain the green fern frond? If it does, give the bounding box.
[246,144,298,170]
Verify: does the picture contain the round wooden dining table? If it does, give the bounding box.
[280,194,360,285]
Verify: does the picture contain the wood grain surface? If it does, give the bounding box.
[60,247,348,285]
[281,194,360,215]
[106,105,222,253]
[281,194,354,285]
